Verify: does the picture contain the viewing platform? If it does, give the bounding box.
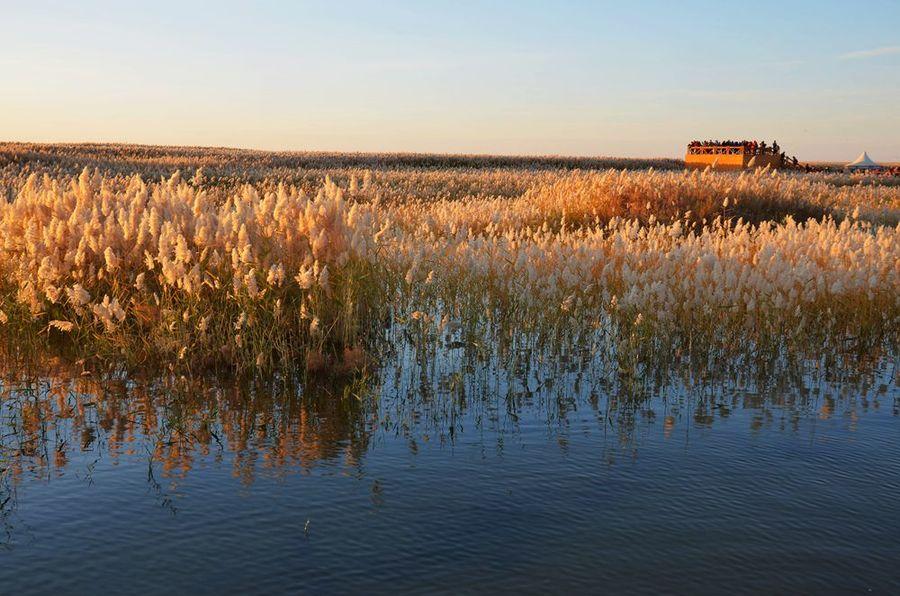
[685,145,784,171]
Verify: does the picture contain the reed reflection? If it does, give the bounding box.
[0,373,375,492]
[0,346,894,498]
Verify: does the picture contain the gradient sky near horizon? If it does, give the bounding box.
[2,0,898,160]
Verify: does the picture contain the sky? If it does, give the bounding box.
[1,0,898,160]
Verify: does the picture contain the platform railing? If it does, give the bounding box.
[687,146,779,156]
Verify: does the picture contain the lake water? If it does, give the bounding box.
[0,350,897,594]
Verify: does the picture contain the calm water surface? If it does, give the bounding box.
[0,352,897,594]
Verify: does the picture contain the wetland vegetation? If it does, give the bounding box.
[0,143,897,593]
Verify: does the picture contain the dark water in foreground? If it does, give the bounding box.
[0,354,898,594]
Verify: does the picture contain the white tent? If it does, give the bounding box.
[846,152,883,170]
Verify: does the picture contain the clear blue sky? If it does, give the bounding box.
[2,0,898,160]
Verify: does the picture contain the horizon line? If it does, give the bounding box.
[0,139,893,165]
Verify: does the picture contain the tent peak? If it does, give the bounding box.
[847,152,881,169]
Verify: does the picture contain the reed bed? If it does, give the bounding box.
[0,147,897,376]
[0,169,388,374]
[0,142,681,177]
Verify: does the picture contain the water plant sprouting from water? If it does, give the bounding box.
[0,149,896,377]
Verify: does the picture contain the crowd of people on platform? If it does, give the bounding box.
[687,139,900,175]
[688,139,780,155]
[687,139,807,168]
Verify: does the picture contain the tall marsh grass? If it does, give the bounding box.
[0,146,897,376]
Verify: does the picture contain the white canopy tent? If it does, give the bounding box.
[846,152,883,170]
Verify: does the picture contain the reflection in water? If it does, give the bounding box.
[0,341,897,593]
[0,375,373,490]
[1,341,895,492]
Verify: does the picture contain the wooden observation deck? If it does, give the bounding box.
[685,145,784,171]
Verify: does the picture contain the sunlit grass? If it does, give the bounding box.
[0,147,897,378]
